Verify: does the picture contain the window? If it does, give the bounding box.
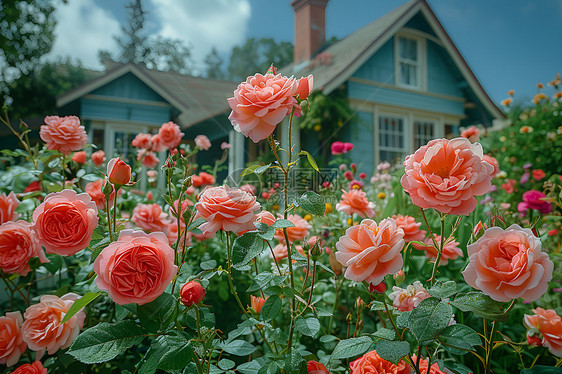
[396,35,424,90]
[379,115,407,163]
[413,120,435,149]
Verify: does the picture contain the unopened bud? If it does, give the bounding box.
[527,334,542,347]
[370,282,386,294]
[180,281,206,307]
[393,270,405,286]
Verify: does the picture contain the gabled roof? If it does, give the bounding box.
[287,0,504,119]
[57,63,237,127]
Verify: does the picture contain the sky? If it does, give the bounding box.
[46,0,562,105]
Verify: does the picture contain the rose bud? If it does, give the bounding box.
[370,282,386,293]
[296,74,313,100]
[71,151,87,164]
[107,157,131,186]
[526,334,542,347]
[180,281,206,307]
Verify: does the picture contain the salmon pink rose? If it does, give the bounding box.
[150,134,166,152]
[250,295,267,314]
[524,307,562,357]
[460,125,480,142]
[256,211,276,226]
[0,312,26,366]
[107,157,131,186]
[131,133,152,149]
[414,356,447,374]
[85,179,116,210]
[94,230,177,305]
[71,151,87,164]
[335,218,404,284]
[228,72,298,143]
[158,121,184,149]
[194,135,211,150]
[0,221,48,276]
[336,189,376,218]
[132,203,171,233]
[482,154,500,178]
[137,150,160,169]
[274,214,312,243]
[296,75,314,100]
[401,138,494,216]
[392,214,426,242]
[191,172,215,187]
[462,224,554,302]
[10,361,47,374]
[307,360,329,374]
[350,350,410,374]
[271,243,305,262]
[389,281,431,312]
[0,192,19,224]
[412,234,462,265]
[22,293,86,357]
[194,185,261,235]
[91,150,105,167]
[40,115,87,155]
[32,190,98,256]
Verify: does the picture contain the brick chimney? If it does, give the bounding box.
[291,0,329,65]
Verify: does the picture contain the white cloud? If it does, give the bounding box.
[150,0,251,72]
[46,0,121,70]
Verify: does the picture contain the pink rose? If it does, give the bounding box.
[524,307,562,357]
[71,151,87,164]
[462,224,554,302]
[194,135,211,150]
[401,138,494,216]
[85,179,116,210]
[228,72,298,143]
[274,214,311,243]
[296,74,314,100]
[194,185,261,235]
[0,221,48,276]
[131,133,152,149]
[158,121,184,149]
[94,230,177,305]
[221,142,232,150]
[239,184,257,195]
[0,312,26,366]
[388,281,431,312]
[460,125,480,142]
[517,190,553,215]
[336,189,376,218]
[392,214,426,242]
[150,134,166,152]
[91,150,105,167]
[0,192,19,225]
[32,190,98,256]
[132,203,171,233]
[107,157,131,186]
[335,218,404,284]
[350,350,410,374]
[482,154,500,178]
[138,150,160,169]
[331,141,346,155]
[40,115,87,155]
[412,234,462,265]
[191,172,215,187]
[22,293,86,357]
[10,361,47,374]
[532,169,546,181]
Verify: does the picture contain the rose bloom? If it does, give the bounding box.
[171,198,194,229]
[331,141,346,155]
[91,150,105,167]
[32,190,98,256]
[85,179,116,210]
[250,295,267,314]
[501,179,516,194]
[166,219,193,247]
[40,115,87,155]
[412,234,462,265]
[0,192,19,225]
[131,133,152,149]
[180,281,206,307]
[307,360,329,374]
[107,157,131,185]
[22,293,86,357]
[239,184,257,195]
[524,307,562,357]
[24,181,41,193]
[256,211,276,226]
[414,356,447,374]
[228,72,298,142]
[462,224,554,302]
[138,150,160,169]
[392,215,426,242]
[296,75,314,100]
[94,230,177,305]
[0,311,26,367]
[158,121,184,149]
[532,169,546,181]
[482,154,500,178]
[71,151,87,164]
[0,221,48,276]
[274,214,312,243]
[335,218,404,284]
[221,141,232,150]
[271,243,305,262]
[389,281,431,312]
[460,125,480,142]
[401,138,494,216]
[11,361,47,374]
[150,134,166,152]
[350,350,410,374]
[191,171,216,187]
[336,189,376,218]
[132,203,171,233]
[194,135,211,150]
[517,190,553,215]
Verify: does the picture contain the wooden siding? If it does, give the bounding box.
[353,39,395,84]
[427,40,464,97]
[343,111,375,174]
[92,73,168,102]
[80,98,171,124]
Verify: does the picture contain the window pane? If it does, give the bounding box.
[92,129,104,149]
[399,37,417,60]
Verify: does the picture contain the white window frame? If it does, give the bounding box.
[412,117,442,150]
[376,111,410,165]
[395,33,426,91]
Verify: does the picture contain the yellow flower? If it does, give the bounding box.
[272,204,279,211]
[554,92,562,99]
[304,214,312,221]
[377,192,386,199]
[347,218,353,226]
[352,184,361,189]
[532,93,547,105]
[325,203,333,214]
[313,124,321,132]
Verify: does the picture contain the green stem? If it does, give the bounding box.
[484,320,496,374]
[113,185,119,235]
[105,196,114,242]
[429,213,446,284]
[225,233,248,316]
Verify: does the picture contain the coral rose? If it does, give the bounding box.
[482,154,500,178]
[524,307,562,357]
[85,179,116,210]
[389,281,431,312]
[138,150,160,169]
[107,157,131,186]
[274,214,312,243]
[0,192,19,225]
[91,150,105,167]
[32,190,98,256]
[11,361,47,374]
[0,312,26,366]
[180,281,206,307]
[194,135,211,150]
[150,134,166,152]
[462,224,554,302]
[517,190,553,215]
[335,218,404,284]
[22,293,86,357]
[307,360,329,374]
[0,221,48,276]
[250,295,267,314]
[392,215,426,242]
[228,72,298,142]
[412,234,462,265]
[191,172,216,187]
[131,133,152,149]
[296,75,314,100]
[532,169,546,181]
[256,211,276,227]
[336,190,376,218]
[271,243,305,262]
[71,151,87,164]
[40,115,87,155]
[132,203,171,233]
[460,125,479,142]
[349,350,410,374]
[94,230,177,305]
[194,185,261,235]
[414,356,447,374]
[158,121,184,149]
[401,138,494,216]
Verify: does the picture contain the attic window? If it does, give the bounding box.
[396,35,425,90]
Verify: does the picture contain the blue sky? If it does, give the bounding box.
[47,0,561,105]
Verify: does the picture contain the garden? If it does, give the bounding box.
[0,68,561,374]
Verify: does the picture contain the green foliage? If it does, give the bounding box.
[227,38,293,81]
[375,340,410,365]
[231,232,267,270]
[297,191,325,216]
[330,336,373,360]
[136,292,178,333]
[451,292,508,322]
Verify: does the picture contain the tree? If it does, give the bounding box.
[227,38,293,81]
[204,47,225,80]
[0,0,57,98]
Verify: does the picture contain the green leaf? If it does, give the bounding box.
[61,292,101,324]
[300,150,319,172]
[67,320,146,363]
[450,292,508,321]
[375,339,410,365]
[271,219,295,229]
[232,232,267,270]
[260,295,281,321]
[221,340,257,356]
[137,293,177,333]
[284,349,306,374]
[521,366,562,374]
[428,281,457,299]
[218,359,236,370]
[43,253,63,274]
[370,301,385,311]
[247,272,274,292]
[439,324,481,355]
[297,191,325,216]
[187,218,206,232]
[240,164,260,177]
[237,361,263,374]
[295,317,320,337]
[200,259,217,270]
[156,332,193,371]
[331,336,373,360]
[372,328,395,341]
[407,298,452,345]
[396,311,411,329]
[255,163,272,174]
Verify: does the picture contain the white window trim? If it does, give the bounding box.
[376,111,410,166]
[394,33,427,91]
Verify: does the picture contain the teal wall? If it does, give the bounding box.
[80,98,171,124]
[354,39,395,84]
[343,111,374,174]
[92,73,168,103]
[427,40,463,97]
